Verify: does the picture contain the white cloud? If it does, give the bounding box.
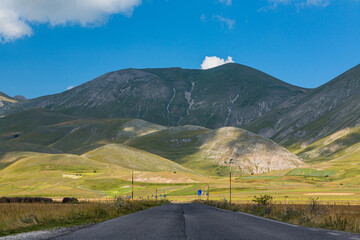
[214,15,235,29]
[219,0,232,6]
[298,0,329,8]
[261,0,329,11]
[0,0,142,42]
[265,0,291,10]
[67,86,74,90]
[201,56,235,70]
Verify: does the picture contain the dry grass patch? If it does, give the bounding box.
[0,200,168,236]
[197,197,360,233]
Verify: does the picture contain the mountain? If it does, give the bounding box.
[126,126,304,176]
[247,64,360,151]
[13,95,27,101]
[0,91,18,118]
[7,63,307,129]
[0,91,16,107]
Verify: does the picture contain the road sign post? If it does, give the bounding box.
[207,184,209,200]
[198,189,202,199]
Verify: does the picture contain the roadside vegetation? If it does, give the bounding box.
[0,199,169,237]
[196,195,360,233]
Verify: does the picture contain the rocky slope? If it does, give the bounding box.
[126,126,304,176]
[0,91,17,110]
[7,63,307,128]
[247,64,360,150]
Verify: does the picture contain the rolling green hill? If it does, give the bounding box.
[0,150,204,197]
[83,144,193,173]
[126,126,304,176]
[0,109,166,155]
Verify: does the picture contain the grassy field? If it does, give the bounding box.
[0,200,169,236]
[1,148,360,204]
[1,109,360,206]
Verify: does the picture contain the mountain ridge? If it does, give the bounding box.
[4,63,308,129]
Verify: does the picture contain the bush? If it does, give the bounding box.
[252,195,273,206]
[62,198,79,204]
[0,197,53,203]
[252,195,273,216]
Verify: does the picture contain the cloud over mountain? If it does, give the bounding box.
[201,56,234,70]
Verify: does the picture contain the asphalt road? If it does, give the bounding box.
[53,203,360,240]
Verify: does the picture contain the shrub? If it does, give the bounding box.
[62,198,79,204]
[252,195,273,206]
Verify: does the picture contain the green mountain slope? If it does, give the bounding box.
[248,64,360,151]
[83,144,193,173]
[7,63,307,129]
[0,109,166,155]
[126,126,304,176]
[296,125,360,162]
[0,109,304,178]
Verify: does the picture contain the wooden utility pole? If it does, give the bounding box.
[131,170,134,202]
[229,158,234,204]
[229,168,232,204]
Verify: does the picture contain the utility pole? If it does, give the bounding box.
[229,159,234,204]
[131,170,134,202]
[229,167,232,204]
[156,188,158,200]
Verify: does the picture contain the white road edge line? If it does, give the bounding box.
[328,232,340,236]
[236,211,300,228]
[200,203,299,228]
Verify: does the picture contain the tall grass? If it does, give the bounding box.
[197,199,360,233]
[0,199,168,236]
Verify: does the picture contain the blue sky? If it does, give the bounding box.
[1,0,360,99]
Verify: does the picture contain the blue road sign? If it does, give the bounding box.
[198,190,202,196]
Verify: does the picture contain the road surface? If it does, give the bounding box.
[54,203,360,240]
